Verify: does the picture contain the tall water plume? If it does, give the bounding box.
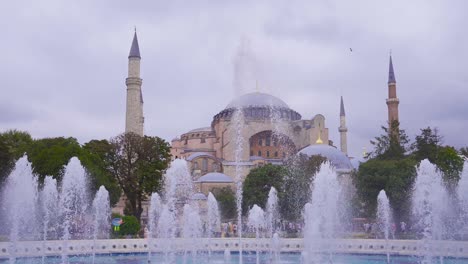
[458,161,468,235]
[207,192,220,238]
[59,157,90,241]
[412,159,451,263]
[157,159,194,262]
[91,186,110,264]
[148,192,162,239]
[412,159,449,241]
[303,162,341,262]
[41,177,59,241]
[266,187,278,238]
[181,204,202,261]
[232,107,245,263]
[207,192,220,259]
[377,190,392,263]
[147,192,162,261]
[92,186,110,240]
[377,190,392,240]
[1,157,39,263]
[248,204,265,264]
[59,157,90,263]
[162,159,193,208]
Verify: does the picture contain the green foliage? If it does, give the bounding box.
[0,130,32,183]
[410,127,463,186]
[107,133,171,221]
[211,187,237,221]
[0,130,33,159]
[353,158,417,223]
[0,139,14,184]
[27,137,81,183]
[411,127,442,163]
[120,215,140,236]
[367,121,409,160]
[281,154,327,220]
[242,164,286,215]
[435,146,464,188]
[78,140,121,206]
[112,214,140,237]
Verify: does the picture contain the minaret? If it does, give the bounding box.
[338,96,348,155]
[386,55,399,134]
[125,31,144,136]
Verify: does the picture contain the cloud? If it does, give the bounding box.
[1,0,467,159]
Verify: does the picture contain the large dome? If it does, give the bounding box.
[226,92,290,109]
[298,144,353,170]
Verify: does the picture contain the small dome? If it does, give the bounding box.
[191,192,207,200]
[298,144,353,170]
[226,92,290,109]
[197,172,233,183]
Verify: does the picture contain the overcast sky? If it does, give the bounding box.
[1,0,467,159]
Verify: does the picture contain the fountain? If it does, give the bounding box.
[1,157,39,263]
[377,189,392,263]
[303,161,342,263]
[207,192,220,259]
[91,186,110,263]
[2,155,468,263]
[247,204,265,264]
[412,159,451,263]
[458,161,468,237]
[266,187,278,239]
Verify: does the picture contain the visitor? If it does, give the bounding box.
[400,221,406,233]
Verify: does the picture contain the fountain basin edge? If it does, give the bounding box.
[1,238,468,259]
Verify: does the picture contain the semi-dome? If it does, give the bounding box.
[197,172,233,183]
[298,144,353,170]
[226,92,290,109]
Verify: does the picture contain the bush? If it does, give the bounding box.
[120,215,140,237]
[111,214,140,238]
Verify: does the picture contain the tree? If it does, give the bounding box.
[0,130,33,183]
[411,127,442,163]
[107,133,171,221]
[353,158,417,224]
[435,146,464,188]
[212,187,237,221]
[0,139,15,184]
[79,139,122,206]
[242,164,286,215]
[281,154,327,220]
[411,128,463,187]
[367,121,410,160]
[27,137,81,183]
[0,130,33,159]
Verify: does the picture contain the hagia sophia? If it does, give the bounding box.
[124,32,400,197]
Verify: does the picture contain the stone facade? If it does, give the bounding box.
[170,92,340,182]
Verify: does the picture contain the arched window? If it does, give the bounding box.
[274,152,278,157]
[258,138,263,146]
[202,158,208,171]
[266,137,271,146]
[258,150,262,157]
[266,151,270,157]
